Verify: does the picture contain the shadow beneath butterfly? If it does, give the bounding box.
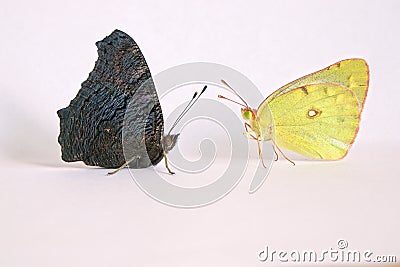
[0,96,84,168]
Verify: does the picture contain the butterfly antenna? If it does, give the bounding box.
[170,85,206,130]
[167,85,207,135]
[220,79,249,107]
[217,95,247,108]
[168,91,198,133]
[173,85,207,127]
[168,85,206,135]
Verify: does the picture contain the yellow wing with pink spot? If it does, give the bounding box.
[257,59,369,160]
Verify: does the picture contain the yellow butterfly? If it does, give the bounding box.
[219,58,369,164]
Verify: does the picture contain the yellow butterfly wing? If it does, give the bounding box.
[256,59,369,159]
[258,84,360,159]
[265,58,369,111]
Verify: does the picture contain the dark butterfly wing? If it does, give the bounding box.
[57,29,164,168]
[144,101,165,165]
[122,78,164,168]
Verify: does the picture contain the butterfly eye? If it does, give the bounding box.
[243,110,253,120]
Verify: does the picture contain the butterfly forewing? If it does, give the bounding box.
[260,58,369,112]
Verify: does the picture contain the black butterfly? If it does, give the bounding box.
[57,29,205,174]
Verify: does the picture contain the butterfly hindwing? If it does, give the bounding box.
[254,58,369,160]
[259,84,360,160]
[57,30,165,168]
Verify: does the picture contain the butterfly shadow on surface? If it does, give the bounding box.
[0,96,76,168]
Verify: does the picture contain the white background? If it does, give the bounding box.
[1,0,400,266]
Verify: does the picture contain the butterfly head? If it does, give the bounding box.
[162,134,180,153]
[241,107,261,137]
[241,107,256,121]
[218,80,263,138]
[218,79,257,121]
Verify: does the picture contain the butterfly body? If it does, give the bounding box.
[237,58,369,161]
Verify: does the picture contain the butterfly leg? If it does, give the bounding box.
[163,151,175,175]
[244,122,252,134]
[256,137,267,168]
[271,139,295,166]
[243,123,258,140]
[243,132,258,140]
[107,156,137,175]
[272,145,279,161]
[276,145,295,166]
[244,123,267,168]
